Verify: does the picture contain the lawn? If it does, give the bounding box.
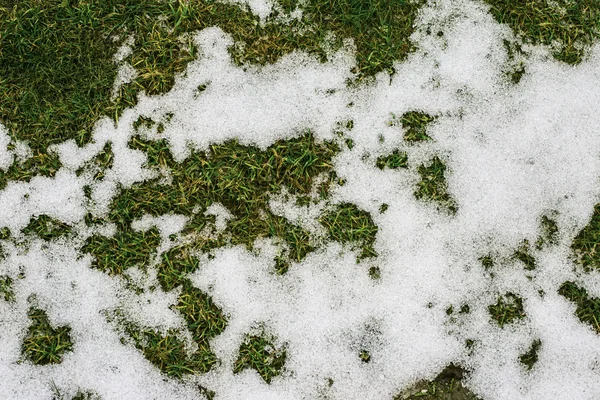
[1,0,600,399]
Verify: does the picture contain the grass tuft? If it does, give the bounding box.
[0,275,14,302]
[488,293,526,328]
[22,215,72,241]
[395,364,481,400]
[390,111,436,143]
[415,156,457,214]
[558,281,600,333]
[484,0,600,64]
[571,204,600,271]
[376,150,408,170]
[22,307,73,365]
[319,203,378,260]
[519,339,541,370]
[233,330,287,384]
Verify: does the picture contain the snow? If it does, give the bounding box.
[2,0,600,399]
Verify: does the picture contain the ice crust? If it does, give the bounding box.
[2,0,600,399]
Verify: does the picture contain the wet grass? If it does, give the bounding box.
[22,215,73,241]
[22,307,73,365]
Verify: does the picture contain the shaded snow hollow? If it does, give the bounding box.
[2,0,600,399]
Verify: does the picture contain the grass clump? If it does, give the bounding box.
[395,364,481,400]
[51,385,101,400]
[484,0,600,64]
[234,331,287,384]
[76,142,114,180]
[488,293,526,328]
[415,156,457,214]
[21,215,72,241]
[126,326,218,378]
[389,111,435,143]
[513,241,536,271]
[559,281,600,333]
[572,204,600,271]
[0,275,14,302]
[319,203,378,260]
[106,132,335,273]
[536,214,559,249]
[519,339,541,370]
[82,227,161,276]
[376,150,408,170]
[123,280,226,377]
[22,307,73,365]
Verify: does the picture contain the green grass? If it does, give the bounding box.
[233,331,287,384]
[559,281,600,333]
[120,279,226,377]
[0,0,426,194]
[51,384,101,400]
[519,339,541,371]
[395,364,481,400]
[572,204,600,271]
[389,111,435,143]
[484,0,600,64]
[415,156,457,214]
[82,227,161,276]
[376,149,409,170]
[76,142,114,180]
[21,214,72,241]
[22,307,73,365]
[488,293,526,328]
[513,241,536,271]
[536,214,559,249]
[0,275,14,302]
[319,202,378,260]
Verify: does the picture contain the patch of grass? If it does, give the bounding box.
[519,339,541,370]
[126,326,218,378]
[51,384,101,400]
[395,364,481,400]
[488,293,526,328]
[121,279,226,377]
[389,111,435,143]
[22,307,73,365]
[233,331,287,384]
[536,214,559,249]
[21,215,72,241]
[484,0,600,64]
[359,349,371,363]
[502,39,526,84]
[415,156,457,214]
[559,281,600,333]
[82,227,161,275]
[376,150,408,170]
[76,142,114,180]
[106,131,335,273]
[572,204,600,271]
[513,241,536,271]
[319,203,378,259]
[156,246,200,292]
[0,275,14,302]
